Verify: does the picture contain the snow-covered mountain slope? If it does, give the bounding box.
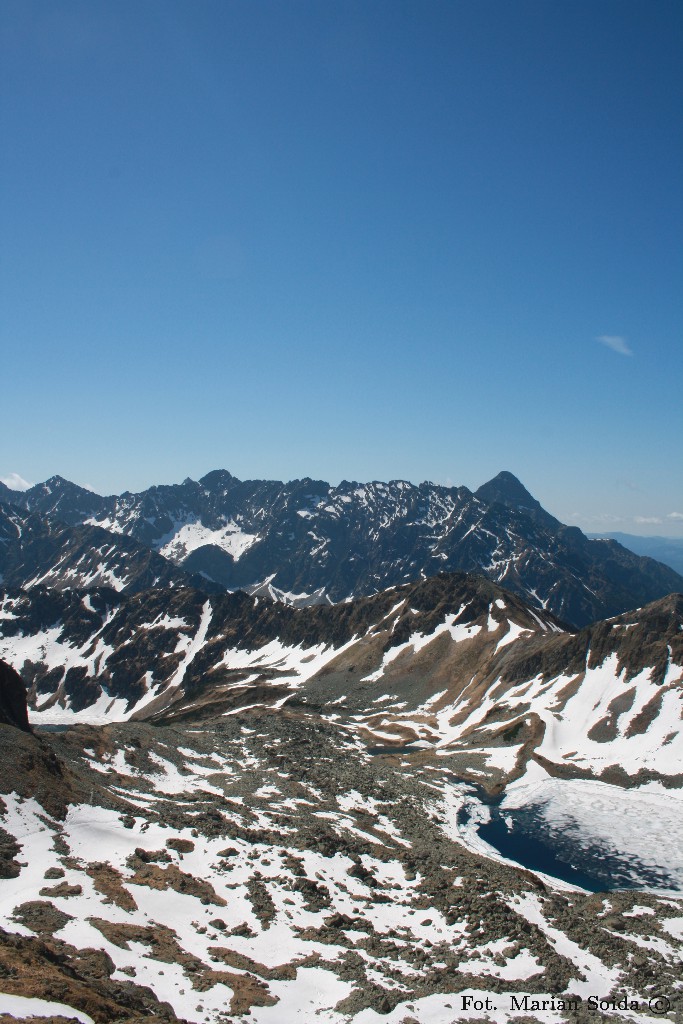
[0,504,224,597]
[2,574,683,1022]
[0,580,380,725]
[0,574,559,726]
[5,470,683,628]
[309,590,683,790]
[1,711,682,1024]
[1,573,681,792]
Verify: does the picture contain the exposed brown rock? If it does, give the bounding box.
[0,924,184,1022]
[166,837,195,854]
[12,900,73,936]
[86,863,138,912]
[39,882,83,898]
[125,857,227,905]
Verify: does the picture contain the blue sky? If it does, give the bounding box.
[1,0,681,536]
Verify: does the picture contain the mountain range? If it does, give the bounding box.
[1,470,683,1022]
[2,469,682,628]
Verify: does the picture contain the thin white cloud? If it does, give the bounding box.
[634,516,662,525]
[597,334,633,356]
[1,472,32,491]
[615,477,641,493]
[667,512,683,521]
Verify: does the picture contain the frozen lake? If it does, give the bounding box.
[462,764,683,893]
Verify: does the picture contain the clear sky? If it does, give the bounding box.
[1,0,681,536]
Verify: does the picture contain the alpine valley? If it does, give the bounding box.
[0,471,682,1024]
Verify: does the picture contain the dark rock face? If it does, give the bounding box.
[0,660,31,733]
[0,479,20,504]
[3,470,683,628]
[588,531,683,577]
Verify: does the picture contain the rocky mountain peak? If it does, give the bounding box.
[475,470,558,525]
[475,470,536,506]
[39,475,76,492]
[26,475,102,504]
[199,469,236,490]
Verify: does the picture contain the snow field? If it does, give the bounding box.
[1,785,471,1023]
[3,736,683,1024]
[156,517,259,563]
[0,992,95,1023]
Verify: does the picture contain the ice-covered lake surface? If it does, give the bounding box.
[465,764,683,893]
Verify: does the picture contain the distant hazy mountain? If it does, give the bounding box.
[2,470,682,627]
[588,531,683,577]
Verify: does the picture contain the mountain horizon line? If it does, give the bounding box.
[2,467,532,501]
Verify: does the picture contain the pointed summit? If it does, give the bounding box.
[475,470,535,506]
[21,476,106,524]
[42,475,71,489]
[475,471,558,527]
[30,475,98,497]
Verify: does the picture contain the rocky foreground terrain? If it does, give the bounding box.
[0,682,682,1020]
[0,709,682,1024]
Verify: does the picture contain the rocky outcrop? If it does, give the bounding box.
[0,924,185,1022]
[0,659,31,732]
